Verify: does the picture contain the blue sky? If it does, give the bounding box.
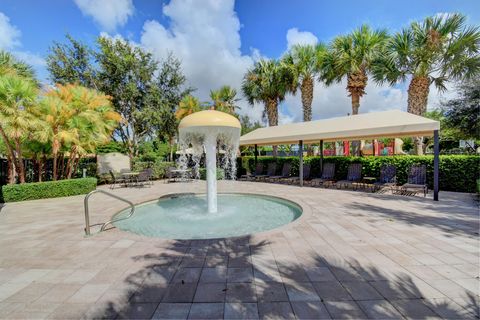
[1,0,479,122]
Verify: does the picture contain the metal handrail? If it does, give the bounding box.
[84,189,135,236]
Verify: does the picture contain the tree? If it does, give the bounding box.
[46,34,96,88]
[373,14,480,154]
[242,59,296,156]
[0,74,45,183]
[175,95,204,120]
[210,85,240,114]
[239,114,263,135]
[283,43,327,122]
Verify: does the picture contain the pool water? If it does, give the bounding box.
[113,194,302,239]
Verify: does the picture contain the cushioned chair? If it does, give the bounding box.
[268,163,292,183]
[336,163,362,190]
[310,163,336,188]
[373,164,397,191]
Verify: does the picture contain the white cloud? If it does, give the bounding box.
[74,0,134,32]
[140,0,261,121]
[286,28,318,49]
[0,12,21,49]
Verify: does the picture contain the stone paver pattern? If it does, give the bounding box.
[0,180,478,319]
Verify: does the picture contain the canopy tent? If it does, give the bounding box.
[240,110,441,200]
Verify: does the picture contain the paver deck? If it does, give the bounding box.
[0,180,478,319]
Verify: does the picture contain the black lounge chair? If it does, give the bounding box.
[109,170,126,189]
[337,163,362,190]
[310,163,336,187]
[373,164,397,191]
[240,163,263,181]
[255,163,277,182]
[268,163,292,183]
[401,164,428,197]
[135,170,151,187]
[285,164,311,185]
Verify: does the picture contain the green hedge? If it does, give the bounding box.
[2,178,97,202]
[199,168,225,180]
[133,161,174,179]
[241,155,480,193]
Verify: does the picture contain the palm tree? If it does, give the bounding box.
[322,25,388,115]
[175,95,204,120]
[0,74,43,183]
[283,43,327,122]
[373,13,480,154]
[242,59,296,156]
[210,85,240,114]
[0,50,37,80]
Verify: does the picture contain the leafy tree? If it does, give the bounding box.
[210,85,240,114]
[46,34,97,88]
[239,114,263,135]
[322,25,388,115]
[0,74,45,183]
[0,50,37,80]
[373,13,480,154]
[242,59,296,156]
[283,43,327,122]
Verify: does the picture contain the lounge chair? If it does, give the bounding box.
[267,163,292,183]
[373,164,396,191]
[336,163,362,190]
[165,166,177,183]
[285,164,311,185]
[310,163,336,188]
[240,163,263,181]
[109,170,127,189]
[401,164,428,197]
[134,171,151,187]
[254,163,277,182]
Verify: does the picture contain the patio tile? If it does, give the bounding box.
[193,283,226,302]
[116,302,157,319]
[48,303,90,319]
[4,283,53,303]
[324,301,367,319]
[199,267,227,283]
[291,301,331,319]
[226,282,257,302]
[284,282,321,301]
[305,267,336,282]
[172,268,202,283]
[340,280,383,300]
[255,281,288,302]
[130,284,166,303]
[36,284,82,303]
[227,267,253,283]
[162,283,197,303]
[258,302,295,320]
[152,303,191,320]
[357,300,404,319]
[312,281,353,301]
[390,299,440,318]
[67,283,110,303]
[224,302,259,319]
[188,302,224,319]
[428,279,475,298]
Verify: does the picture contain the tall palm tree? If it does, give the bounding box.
[0,74,43,183]
[373,13,480,154]
[242,59,296,156]
[175,95,204,120]
[283,43,327,122]
[322,25,388,115]
[210,85,240,114]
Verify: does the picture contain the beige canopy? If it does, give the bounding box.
[240,110,440,146]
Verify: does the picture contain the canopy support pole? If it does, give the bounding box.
[372,139,376,156]
[254,144,258,173]
[433,130,439,201]
[299,140,303,187]
[319,140,324,174]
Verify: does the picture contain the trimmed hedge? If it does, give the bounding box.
[2,178,97,202]
[199,168,225,180]
[241,155,480,193]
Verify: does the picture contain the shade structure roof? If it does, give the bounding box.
[240,110,440,146]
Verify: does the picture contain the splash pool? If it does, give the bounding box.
[112,194,302,239]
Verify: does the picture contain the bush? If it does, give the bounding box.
[2,178,97,202]
[241,155,480,193]
[199,168,225,180]
[133,160,174,179]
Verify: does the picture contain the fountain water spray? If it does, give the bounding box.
[178,110,241,213]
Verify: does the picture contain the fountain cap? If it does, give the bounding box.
[179,110,241,130]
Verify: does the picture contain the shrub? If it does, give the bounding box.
[133,160,174,179]
[199,168,225,180]
[241,155,480,193]
[2,178,97,202]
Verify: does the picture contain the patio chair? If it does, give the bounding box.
[165,166,177,183]
[336,163,362,190]
[240,163,263,181]
[373,164,397,191]
[285,164,311,185]
[135,171,151,187]
[401,164,428,197]
[267,162,292,183]
[109,170,126,189]
[310,163,336,188]
[254,163,276,182]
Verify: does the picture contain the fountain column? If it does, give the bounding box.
[204,133,217,213]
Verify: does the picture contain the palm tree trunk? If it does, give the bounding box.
[14,139,26,183]
[347,71,367,156]
[52,152,58,181]
[7,154,14,184]
[301,75,314,121]
[0,126,18,184]
[266,98,279,157]
[407,76,430,155]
